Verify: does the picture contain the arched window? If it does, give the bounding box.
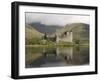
[64,32,67,35]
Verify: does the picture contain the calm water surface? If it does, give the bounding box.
[25,46,89,68]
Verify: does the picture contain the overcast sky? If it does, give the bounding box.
[25,12,89,26]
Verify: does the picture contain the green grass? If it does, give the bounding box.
[26,42,89,48]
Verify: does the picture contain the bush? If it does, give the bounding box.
[74,39,80,44]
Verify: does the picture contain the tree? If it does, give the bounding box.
[44,33,47,39]
[74,39,80,44]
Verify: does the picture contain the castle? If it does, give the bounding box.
[56,31,73,43]
[46,31,73,43]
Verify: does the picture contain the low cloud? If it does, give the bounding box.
[25,12,89,26]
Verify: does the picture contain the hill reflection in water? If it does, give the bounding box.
[25,46,89,68]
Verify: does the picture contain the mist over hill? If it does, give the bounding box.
[30,22,62,35]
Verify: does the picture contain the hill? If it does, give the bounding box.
[55,23,89,42]
[65,23,89,41]
[25,24,43,39]
[30,22,62,35]
[25,24,44,44]
[25,23,89,45]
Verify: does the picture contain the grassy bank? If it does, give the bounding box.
[25,43,89,48]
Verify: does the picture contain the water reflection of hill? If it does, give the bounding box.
[26,46,89,68]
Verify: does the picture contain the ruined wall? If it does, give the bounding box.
[56,32,73,43]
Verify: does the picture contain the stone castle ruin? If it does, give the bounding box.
[56,31,73,43]
[46,30,73,43]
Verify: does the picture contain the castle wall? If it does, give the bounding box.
[57,32,73,43]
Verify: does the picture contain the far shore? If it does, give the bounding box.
[25,44,89,48]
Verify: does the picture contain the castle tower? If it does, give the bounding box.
[69,32,73,42]
[56,34,59,43]
[58,31,73,42]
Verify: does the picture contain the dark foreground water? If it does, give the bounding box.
[25,46,89,68]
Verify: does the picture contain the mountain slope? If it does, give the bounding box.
[55,23,89,41]
[30,22,62,35]
[65,23,89,41]
[25,24,43,40]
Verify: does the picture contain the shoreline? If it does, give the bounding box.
[25,44,89,48]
